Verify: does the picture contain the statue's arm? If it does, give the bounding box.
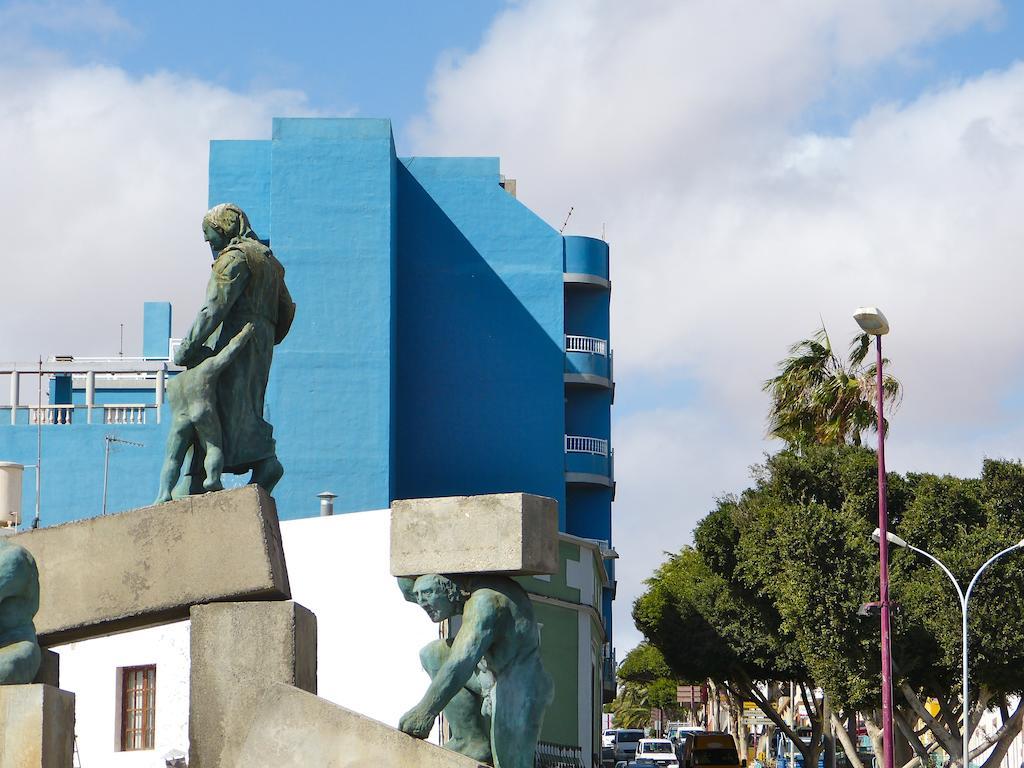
[396,577,417,603]
[175,252,250,365]
[416,594,497,718]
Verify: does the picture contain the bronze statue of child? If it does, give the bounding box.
[155,323,255,503]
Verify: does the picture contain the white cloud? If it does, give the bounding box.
[0,61,309,362]
[408,0,1023,654]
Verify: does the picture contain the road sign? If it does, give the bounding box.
[676,685,708,704]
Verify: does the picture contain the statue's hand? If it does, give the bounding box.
[398,705,435,739]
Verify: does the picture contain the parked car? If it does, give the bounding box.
[637,737,681,767]
[613,729,648,764]
[681,731,743,768]
[605,729,621,748]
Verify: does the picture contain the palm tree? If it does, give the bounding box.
[763,325,901,448]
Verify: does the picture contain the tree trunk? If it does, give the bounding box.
[823,694,836,768]
[892,708,930,768]
[864,710,885,766]
[801,682,823,768]
[831,712,865,768]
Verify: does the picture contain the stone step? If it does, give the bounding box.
[235,683,486,768]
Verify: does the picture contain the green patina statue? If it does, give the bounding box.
[0,537,41,685]
[158,203,295,502]
[398,573,553,768]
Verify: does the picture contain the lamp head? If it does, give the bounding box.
[871,527,908,548]
[854,307,890,336]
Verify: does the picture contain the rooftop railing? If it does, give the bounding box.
[0,359,175,426]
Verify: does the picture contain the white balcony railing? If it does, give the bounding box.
[564,334,608,356]
[564,435,609,456]
[104,404,148,425]
[29,405,75,425]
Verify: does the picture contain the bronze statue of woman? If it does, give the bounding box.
[163,203,295,499]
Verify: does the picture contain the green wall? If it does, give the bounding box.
[533,602,578,746]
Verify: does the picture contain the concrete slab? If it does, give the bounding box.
[11,486,290,644]
[391,493,558,577]
[0,684,75,768]
[235,683,486,768]
[189,601,317,768]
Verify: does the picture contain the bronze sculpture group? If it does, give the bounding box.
[156,203,295,502]
[2,203,553,768]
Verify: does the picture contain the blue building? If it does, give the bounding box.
[0,116,616,692]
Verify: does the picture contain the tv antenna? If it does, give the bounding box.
[559,206,574,234]
[102,435,144,515]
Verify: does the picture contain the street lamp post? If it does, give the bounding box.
[854,306,894,768]
[872,528,1024,768]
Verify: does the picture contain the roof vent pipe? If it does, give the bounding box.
[317,491,337,517]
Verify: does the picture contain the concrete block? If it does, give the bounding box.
[236,683,486,768]
[189,601,317,768]
[31,649,59,688]
[391,493,558,577]
[0,684,75,768]
[11,485,290,644]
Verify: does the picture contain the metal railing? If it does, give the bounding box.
[565,334,608,356]
[565,435,609,456]
[536,742,586,768]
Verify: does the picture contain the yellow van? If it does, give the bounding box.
[681,731,743,768]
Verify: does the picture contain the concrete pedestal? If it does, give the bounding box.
[236,683,486,768]
[189,600,317,768]
[0,684,74,768]
[32,650,59,688]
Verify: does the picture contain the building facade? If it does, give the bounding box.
[0,117,616,761]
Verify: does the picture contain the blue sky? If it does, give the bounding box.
[17,1,504,142]
[4,0,1024,652]
[13,1,1023,142]
[800,1,1024,133]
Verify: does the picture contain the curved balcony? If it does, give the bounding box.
[564,335,613,388]
[563,236,610,289]
[564,435,613,487]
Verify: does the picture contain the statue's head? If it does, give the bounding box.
[411,574,466,623]
[202,203,255,255]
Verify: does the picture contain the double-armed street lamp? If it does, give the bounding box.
[872,528,1024,768]
[853,306,895,768]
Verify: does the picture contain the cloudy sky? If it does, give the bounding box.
[3,0,1024,652]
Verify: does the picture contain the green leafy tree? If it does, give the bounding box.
[763,326,900,448]
[635,446,1024,768]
